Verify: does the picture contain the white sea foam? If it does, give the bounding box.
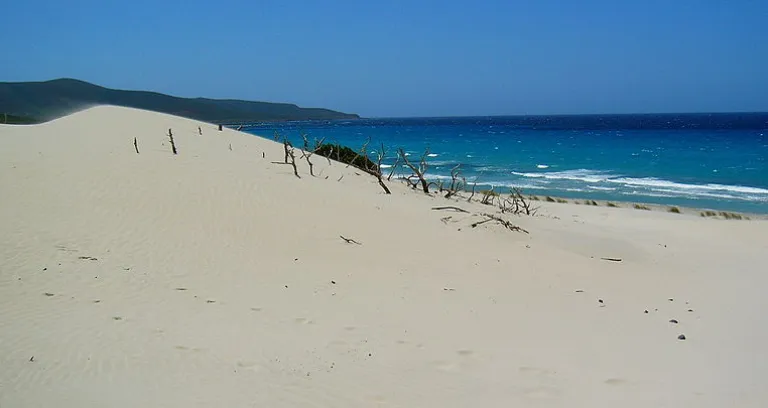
[510,169,768,202]
[511,169,610,183]
[427,153,439,157]
[380,164,392,169]
[536,164,549,169]
[607,178,768,195]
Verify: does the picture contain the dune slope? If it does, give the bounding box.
[1,106,767,407]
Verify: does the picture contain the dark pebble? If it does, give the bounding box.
[644,310,649,314]
[331,280,336,284]
[575,290,584,293]
[598,299,604,304]
[688,309,694,312]
[669,319,678,324]
[42,268,47,271]
[678,334,686,340]
[668,298,674,301]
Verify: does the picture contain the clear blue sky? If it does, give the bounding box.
[1,0,766,117]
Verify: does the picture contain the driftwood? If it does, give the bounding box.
[443,164,464,198]
[387,156,401,181]
[398,148,430,193]
[168,129,177,155]
[274,140,300,178]
[432,206,470,213]
[471,213,529,234]
[500,188,538,216]
[467,181,477,202]
[300,132,326,177]
[373,143,392,194]
[133,137,139,154]
[340,235,362,245]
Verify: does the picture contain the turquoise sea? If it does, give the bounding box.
[243,113,768,214]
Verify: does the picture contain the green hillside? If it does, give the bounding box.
[0,79,359,123]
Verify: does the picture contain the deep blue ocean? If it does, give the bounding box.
[243,113,768,214]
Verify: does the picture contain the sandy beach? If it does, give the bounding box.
[2,106,767,407]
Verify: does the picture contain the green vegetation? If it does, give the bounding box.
[719,211,743,220]
[1,113,39,124]
[668,207,681,213]
[587,200,599,206]
[556,198,568,203]
[314,143,378,173]
[529,195,540,201]
[700,210,718,217]
[0,78,359,123]
[545,196,556,202]
[606,202,618,208]
[634,204,651,210]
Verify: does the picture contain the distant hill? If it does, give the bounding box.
[0,79,360,123]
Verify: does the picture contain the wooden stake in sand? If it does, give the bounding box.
[168,129,177,155]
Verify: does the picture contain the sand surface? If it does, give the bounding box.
[2,106,767,407]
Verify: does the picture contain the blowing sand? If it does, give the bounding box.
[2,106,767,407]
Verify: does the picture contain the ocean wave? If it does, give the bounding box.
[511,169,611,183]
[427,153,439,157]
[536,164,549,169]
[607,178,768,195]
[508,168,768,202]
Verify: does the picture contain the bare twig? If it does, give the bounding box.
[600,257,622,262]
[387,156,401,181]
[431,206,470,213]
[299,132,325,177]
[471,213,529,234]
[444,164,464,198]
[398,148,430,193]
[340,235,362,245]
[133,137,139,154]
[373,142,391,194]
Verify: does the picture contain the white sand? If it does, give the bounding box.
[2,106,767,407]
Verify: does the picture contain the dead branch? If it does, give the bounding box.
[480,187,497,205]
[471,213,529,234]
[600,257,622,262]
[468,181,477,202]
[167,129,177,155]
[398,148,430,193]
[387,156,401,181]
[440,216,453,224]
[372,142,391,194]
[133,137,139,154]
[299,132,326,177]
[444,164,464,198]
[431,206,470,213]
[340,235,362,245]
[506,187,538,216]
[347,137,371,170]
[283,140,300,178]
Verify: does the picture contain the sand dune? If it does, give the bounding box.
[2,106,767,407]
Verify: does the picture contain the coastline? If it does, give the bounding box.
[2,106,767,407]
